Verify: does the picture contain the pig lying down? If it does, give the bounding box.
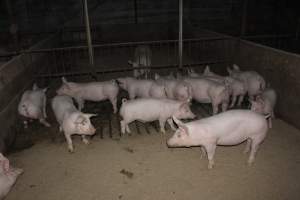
[56,77,119,113]
[0,153,23,200]
[52,95,97,153]
[18,83,50,128]
[250,88,277,128]
[119,98,195,135]
[167,110,269,169]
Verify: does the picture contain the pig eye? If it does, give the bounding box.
[177,134,181,138]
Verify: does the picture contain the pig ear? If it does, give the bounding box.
[203,65,210,74]
[172,116,189,136]
[62,77,68,84]
[227,67,233,75]
[84,113,97,118]
[154,73,160,80]
[233,64,240,70]
[75,115,86,124]
[42,87,48,93]
[32,83,39,90]
[128,60,133,65]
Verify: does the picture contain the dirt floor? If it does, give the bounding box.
[4,117,300,200]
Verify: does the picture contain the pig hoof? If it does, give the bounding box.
[208,164,214,170]
[247,161,254,166]
[68,148,74,153]
[83,139,90,145]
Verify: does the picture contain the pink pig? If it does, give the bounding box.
[167,110,269,169]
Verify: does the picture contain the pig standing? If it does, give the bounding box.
[119,98,195,134]
[117,77,166,99]
[154,75,192,101]
[51,95,97,153]
[184,78,230,114]
[167,110,269,169]
[56,77,119,113]
[203,66,246,107]
[227,64,266,100]
[250,88,277,128]
[128,45,152,79]
[0,153,23,200]
[18,83,50,128]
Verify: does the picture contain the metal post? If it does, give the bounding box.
[134,0,138,24]
[82,0,96,78]
[178,0,183,70]
[240,0,248,36]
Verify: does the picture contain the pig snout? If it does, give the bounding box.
[88,126,96,135]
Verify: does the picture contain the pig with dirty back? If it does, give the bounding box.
[227,64,266,100]
[250,88,277,128]
[51,95,97,153]
[0,153,23,200]
[18,83,50,128]
[184,77,230,114]
[56,77,119,113]
[167,110,269,169]
[203,66,247,107]
[128,45,152,79]
[119,98,195,134]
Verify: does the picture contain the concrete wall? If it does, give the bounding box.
[0,35,59,153]
[233,40,300,129]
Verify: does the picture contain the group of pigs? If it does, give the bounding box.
[0,51,277,199]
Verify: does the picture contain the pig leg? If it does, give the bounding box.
[43,96,47,118]
[237,95,244,106]
[204,144,217,169]
[39,118,51,127]
[81,135,90,145]
[109,97,118,114]
[158,119,166,134]
[222,102,228,112]
[167,118,176,131]
[247,139,261,165]
[230,95,237,108]
[212,103,219,115]
[64,133,74,153]
[75,98,84,111]
[120,120,126,134]
[268,118,272,129]
[200,146,207,159]
[243,138,252,154]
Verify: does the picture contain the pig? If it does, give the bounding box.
[18,83,50,128]
[250,88,277,128]
[51,95,97,153]
[56,77,119,113]
[154,76,192,101]
[167,109,269,169]
[0,153,23,200]
[203,66,247,107]
[117,77,166,99]
[119,98,195,134]
[184,78,230,114]
[128,45,152,79]
[227,64,266,100]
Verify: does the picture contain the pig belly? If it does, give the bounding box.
[217,130,250,145]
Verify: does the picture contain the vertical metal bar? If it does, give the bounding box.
[240,0,248,36]
[134,0,138,24]
[178,0,183,69]
[82,0,96,78]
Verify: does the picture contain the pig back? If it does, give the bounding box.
[201,110,268,145]
[52,95,77,125]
